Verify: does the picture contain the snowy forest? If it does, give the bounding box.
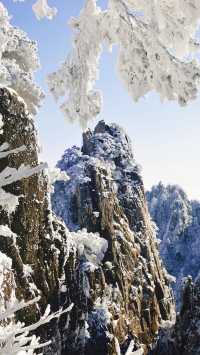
[0,1,200,355]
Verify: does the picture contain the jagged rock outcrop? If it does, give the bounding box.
[0,87,76,354]
[150,275,200,355]
[146,183,200,307]
[52,120,175,354]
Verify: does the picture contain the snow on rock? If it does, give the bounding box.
[0,224,18,242]
[72,229,108,266]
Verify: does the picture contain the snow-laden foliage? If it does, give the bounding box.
[0,296,72,355]
[32,0,57,20]
[13,0,57,20]
[48,0,200,127]
[0,3,43,115]
[0,155,47,213]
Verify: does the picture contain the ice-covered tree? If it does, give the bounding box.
[0,2,43,115]
[47,0,200,127]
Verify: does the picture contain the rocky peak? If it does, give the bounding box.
[82,120,134,163]
[52,120,175,354]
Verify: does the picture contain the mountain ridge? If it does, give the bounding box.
[146,182,200,307]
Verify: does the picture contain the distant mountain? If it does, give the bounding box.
[146,183,200,306]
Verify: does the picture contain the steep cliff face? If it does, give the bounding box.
[150,275,200,355]
[52,120,175,354]
[146,183,200,306]
[0,87,77,354]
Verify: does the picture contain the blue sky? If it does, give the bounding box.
[3,0,200,199]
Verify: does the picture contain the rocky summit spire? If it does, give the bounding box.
[52,120,175,354]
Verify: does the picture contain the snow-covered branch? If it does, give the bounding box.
[0,250,73,355]
[48,0,200,127]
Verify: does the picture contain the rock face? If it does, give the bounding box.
[52,120,174,354]
[0,88,76,354]
[150,275,200,355]
[146,183,200,307]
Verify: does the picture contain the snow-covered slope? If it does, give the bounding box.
[146,183,200,306]
[52,120,174,354]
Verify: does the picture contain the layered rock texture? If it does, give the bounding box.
[146,183,200,306]
[52,120,174,354]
